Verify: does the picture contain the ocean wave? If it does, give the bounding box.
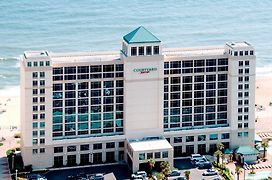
[0,86,20,97]
[256,66,272,77]
[0,57,19,61]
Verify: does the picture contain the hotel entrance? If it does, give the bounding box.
[126,137,173,173]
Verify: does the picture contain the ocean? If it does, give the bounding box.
[0,0,272,95]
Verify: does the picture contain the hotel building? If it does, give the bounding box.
[20,26,256,172]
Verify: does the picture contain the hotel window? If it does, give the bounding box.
[244,92,249,97]
[93,143,102,150]
[154,46,159,54]
[244,123,248,128]
[40,130,45,136]
[244,107,249,112]
[146,46,152,55]
[40,89,45,94]
[80,144,89,151]
[34,62,38,67]
[250,50,254,55]
[33,81,38,86]
[40,97,45,103]
[155,152,161,159]
[139,153,145,160]
[174,137,182,143]
[27,62,32,67]
[245,51,248,55]
[209,134,218,140]
[33,89,38,95]
[32,149,38,154]
[245,61,249,66]
[40,72,45,78]
[244,115,249,120]
[186,136,194,142]
[33,106,38,112]
[221,133,230,139]
[39,61,44,66]
[238,115,243,121]
[162,151,168,158]
[46,61,50,66]
[238,108,243,113]
[239,51,243,56]
[131,47,137,56]
[238,123,242,129]
[245,84,249,89]
[106,142,115,149]
[147,153,153,159]
[198,135,206,141]
[245,68,249,74]
[40,148,45,153]
[238,69,243,74]
[40,139,45,144]
[234,51,238,56]
[40,80,45,86]
[238,132,243,138]
[33,97,38,103]
[32,131,38,137]
[67,146,76,152]
[138,46,144,56]
[238,85,243,90]
[239,61,243,66]
[32,72,38,78]
[119,142,124,148]
[54,147,63,153]
[238,92,243,98]
[244,132,249,137]
[245,76,249,82]
[32,139,38,145]
[244,100,249,105]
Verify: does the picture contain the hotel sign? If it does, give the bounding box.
[133,67,157,74]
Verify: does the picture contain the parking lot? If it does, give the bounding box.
[44,164,131,180]
[172,158,222,180]
[25,157,221,180]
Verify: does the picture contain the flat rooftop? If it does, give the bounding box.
[129,138,172,152]
[24,43,253,64]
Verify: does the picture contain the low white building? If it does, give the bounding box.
[20,26,256,172]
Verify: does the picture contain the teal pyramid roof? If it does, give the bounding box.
[123,26,161,44]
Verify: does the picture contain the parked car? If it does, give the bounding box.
[198,161,212,169]
[27,174,47,180]
[168,170,181,177]
[173,177,185,180]
[190,154,202,161]
[93,173,104,180]
[131,171,147,179]
[202,169,218,176]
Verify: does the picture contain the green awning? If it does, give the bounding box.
[224,148,233,154]
[235,146,259,155]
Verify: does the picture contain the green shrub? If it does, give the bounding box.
[0,143,3,146]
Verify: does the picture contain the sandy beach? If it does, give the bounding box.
[255,78,272,133]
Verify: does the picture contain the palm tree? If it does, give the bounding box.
[184,170,191,180]
[235,166,243,180]
[214,143,224,165]
[155,172,165,180]
[148,159,156,176]
[214,150,222,165]
[261,140,269,160]
[160,161,170,177]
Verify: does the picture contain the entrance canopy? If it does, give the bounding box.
[129,136,172,152]
[127,136,173,172]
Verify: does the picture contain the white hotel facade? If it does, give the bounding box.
[20,27,256,172]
